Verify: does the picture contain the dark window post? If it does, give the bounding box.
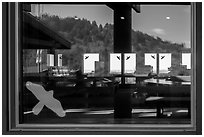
[113,4,132,118]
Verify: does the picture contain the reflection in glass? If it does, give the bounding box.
[182,53,191,69]
[110,53,121,74]
[47,54,54,67]
[21,3,192,125]
[159,53,171,74]
[125,77,136,84]
[144,53,157,73]
[124,53,136,74]
[83,53,99,74]
[131,4,191,123]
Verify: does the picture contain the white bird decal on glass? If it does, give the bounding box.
[26,81,66,117]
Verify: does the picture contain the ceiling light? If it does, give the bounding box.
[166,16,170,20]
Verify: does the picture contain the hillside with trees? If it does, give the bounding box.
[23,14,191,75]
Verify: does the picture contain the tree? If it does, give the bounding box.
[30,14,190,76]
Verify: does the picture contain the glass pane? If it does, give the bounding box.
[182,53,191,69]
[22,4,115,124]
[132,4,191,123]
[124,53,136,74]
[144,53,157,73]
[159,53,171,74]
[47,54,54,66]
[110,53,121,74]
[21,3,191,125]
[83,53,99,74]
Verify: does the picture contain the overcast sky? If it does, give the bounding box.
[132,5,191,48]
[42,4,191,48]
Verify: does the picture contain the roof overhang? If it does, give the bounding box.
[23,11,71,49]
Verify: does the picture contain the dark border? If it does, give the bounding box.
[2,2,8,134]
[21,2,191,5]
[2,2,202,135]
[195,2,202,135]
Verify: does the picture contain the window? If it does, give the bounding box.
[132,4,192,122]
[182,53,191,69]
[83,53,99,74]
[159,53,171,74]
[145,53,157,73]
[124,53,136,74]
[110,53,121,74]
[3,2,202,134]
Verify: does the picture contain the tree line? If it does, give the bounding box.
[23,14,191,75]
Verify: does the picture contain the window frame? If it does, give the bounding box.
[2,2,202,135]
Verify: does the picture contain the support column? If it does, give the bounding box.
[113,5,132,119]
[114,5,132,85]
[114,5,132,53]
